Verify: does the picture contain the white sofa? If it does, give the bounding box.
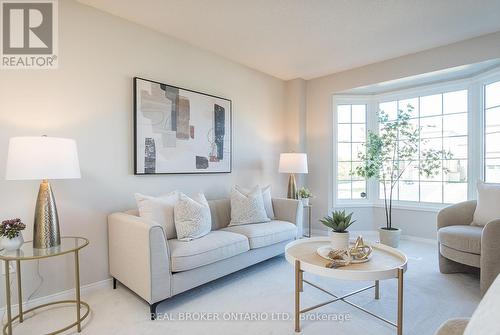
[108,197,303,319]
[435,274,500,335]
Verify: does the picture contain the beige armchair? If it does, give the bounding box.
[437,200,500,296]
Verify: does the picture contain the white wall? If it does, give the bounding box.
[0,0,289,304]
[306,32,500,238]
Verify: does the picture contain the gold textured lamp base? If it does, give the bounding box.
[287,174,298,199]
[33,180,61,249]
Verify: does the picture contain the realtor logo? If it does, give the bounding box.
[1,0,58,69]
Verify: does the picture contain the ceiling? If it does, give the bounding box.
[78,0,500,80]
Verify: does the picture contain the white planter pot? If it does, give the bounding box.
[378,227,402,248]
[330,231,350,250]
[301,198,310,206]
[2,234,24,251]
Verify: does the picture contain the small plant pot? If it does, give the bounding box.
[378,227,402,248]
[330,231,350,250]
[2,234,24,251]
[301,198,310,206]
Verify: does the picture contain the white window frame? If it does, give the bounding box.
[332,66,500,212]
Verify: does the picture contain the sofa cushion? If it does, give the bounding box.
[223,220,297,249]
[473,181,500,226]
[438,225,483,255]
[168,231,249,272]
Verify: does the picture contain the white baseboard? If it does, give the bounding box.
[309,228,437,245]
[0,278,112,314]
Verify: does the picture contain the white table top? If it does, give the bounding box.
[285,237,408,281]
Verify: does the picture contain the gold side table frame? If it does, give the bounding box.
[0,237,90,335]
[294,259,404,335]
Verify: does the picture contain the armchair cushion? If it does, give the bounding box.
[168,230,249,272]
[438,225,483,255]
[472,182,500,227]
[223,220,297,249]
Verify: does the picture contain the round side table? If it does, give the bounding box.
[0,237,90,335]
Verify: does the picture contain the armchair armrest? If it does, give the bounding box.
[480,218,500,295]
[272,198,303,227]
[437,200,477,230]
[108,212,171,304]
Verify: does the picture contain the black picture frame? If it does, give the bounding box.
[133,77,232,175]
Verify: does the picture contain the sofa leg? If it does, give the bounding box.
[113,277,117,289]
[150,302,160,320]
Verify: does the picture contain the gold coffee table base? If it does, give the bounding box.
[2,300,90,335]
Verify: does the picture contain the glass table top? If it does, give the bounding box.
[0,237,89,260]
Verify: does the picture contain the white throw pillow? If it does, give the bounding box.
[473,182,500,226]
[230,186,271,226]
[135,191,179,239]
[235,185,275,219]
[174,193,212,241]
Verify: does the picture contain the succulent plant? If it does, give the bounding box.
[320,210,356,233]
[298,187,312,199]
[0,218,26,239]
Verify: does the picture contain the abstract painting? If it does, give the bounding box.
[134,77,232,174]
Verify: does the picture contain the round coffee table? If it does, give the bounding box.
[285,237,408,334]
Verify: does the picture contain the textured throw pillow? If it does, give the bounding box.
[230,186,271,226]
[235,185,275,219]
[174,193,212,241]
[135,191,180,239]
[473,182,500,226]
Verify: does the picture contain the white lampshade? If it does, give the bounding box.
[279,153,308,174]
[5,137,81,180]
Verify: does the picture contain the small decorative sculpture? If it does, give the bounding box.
[349,236,373,260]
[326,249,351,268]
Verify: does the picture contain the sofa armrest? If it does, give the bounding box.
[480,218,500,295]
[434,318,469,335]
[108,212,171,304]
[272,198,303,227]
[437,200,477,230]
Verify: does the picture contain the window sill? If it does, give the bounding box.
[334,201,447,213]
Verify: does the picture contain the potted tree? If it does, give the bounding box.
[354,105,450,247]
[320,210,356,250]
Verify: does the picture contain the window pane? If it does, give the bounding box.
[338,162,352,180]
[352,124,366,142]
[352,105,366,123]
[444,183,467,204]
[338,143,351,161]
[351,162,364,180]
[399,181,419,201]
[337,124,351,142]
[420,182,442,203]
[485,81,500,109]
[338,182,351,199]
[443,90,467,114]
[399,161,419,180]
[352,143,364,161]
[420,94,442,117]
[379,101,397,120]
[443,136,468,159]
[398,98,419,118]
[444,159,467,182]
[485,133,500,159]
[486,159,500,183]
[352,181,366,199]
[337,105,351,123]
[421,160,442,181]
[443,113,467,137]
[421,138,442,156]
[420,116,442,138]
[486,107,500,135]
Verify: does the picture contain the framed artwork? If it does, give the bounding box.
[134,77,232,174]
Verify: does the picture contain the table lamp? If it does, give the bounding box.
[5,136,81,249]
[279,153,308,199]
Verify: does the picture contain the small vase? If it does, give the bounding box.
[330,231,350,250]
[301,198,310,206]
[2,234,24,251]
